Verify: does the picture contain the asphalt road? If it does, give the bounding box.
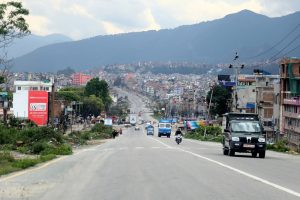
[1,90,300,200]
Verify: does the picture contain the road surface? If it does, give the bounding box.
[0,90,300,200]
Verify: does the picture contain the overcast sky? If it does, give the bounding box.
[13,0,300,40]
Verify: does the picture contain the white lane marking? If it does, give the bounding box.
[135,147,145,149]
[149,137,173,149]
[151,147,162,149]
[118,147,128,150]
[152,138,300,198]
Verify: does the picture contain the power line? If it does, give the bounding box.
[269,43,300,63]
[244,23,300,60]
[268,33,300,61]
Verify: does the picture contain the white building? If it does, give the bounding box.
[14,80,53,93]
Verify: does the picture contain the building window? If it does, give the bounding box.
[266,82,268,86]
[282,64,285,74]
[45,87,49,91]
[264,109,273,118]
[17,87,21,90]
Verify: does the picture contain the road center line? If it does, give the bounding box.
[149,137,173,149]
[151,137,300,198]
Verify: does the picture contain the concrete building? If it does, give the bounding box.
[255,75,280,140]
[14,80,53,92]
[72,73,92,86]
[236,75,256,113]
[280,58,300,150]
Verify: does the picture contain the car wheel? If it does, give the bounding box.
[223,148,229,155]
[158,134,161,137]
[229,149,235,157]
[259,151,266,158]
[251,152,257,158]
[167,135,170,138]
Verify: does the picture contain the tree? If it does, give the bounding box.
[0,1,30,47]
[206,85,231,116]
[85,78,112,110]
[0,1,30,84]
[82,95,104,117]
[56,91,80,102]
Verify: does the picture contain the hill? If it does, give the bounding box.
[13,10,300,72]
[7,34,72,58]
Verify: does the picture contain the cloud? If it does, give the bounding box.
[25,15,51,36]
[18,0,300,39]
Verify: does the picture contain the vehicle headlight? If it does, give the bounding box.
[232,137,240,142]
[258,137,266,143]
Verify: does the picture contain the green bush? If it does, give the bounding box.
[40,154,56,162]
[12,159,39,169]
[267,139,290,152]
[185,131,222,143]
[67,131,89,145]
[41,144,72,155]
[32,142,49,154]
[0,144,14,151]
[90,124,113,138]
[0,152,15,162]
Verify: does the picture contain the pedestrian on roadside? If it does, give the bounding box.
[112,129,118,139]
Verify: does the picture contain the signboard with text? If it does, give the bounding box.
[28,91,48,126]
[104,118,113,126]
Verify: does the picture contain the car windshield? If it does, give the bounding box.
[166,124,171,128]
[231,121,261,134]
[159,123,165,128]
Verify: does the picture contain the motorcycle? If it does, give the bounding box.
[175,135,182,145]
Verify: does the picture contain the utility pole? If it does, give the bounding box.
[204,83,215,137]
[229,52,244,112]
[51,79,55,126]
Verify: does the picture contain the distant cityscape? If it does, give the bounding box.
[0,57,299,150]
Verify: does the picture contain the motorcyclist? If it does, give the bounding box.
[175,128,182,136]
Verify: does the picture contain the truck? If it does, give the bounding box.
[222,113,266,158]
[158,119,172,138]
[129,114,137,126]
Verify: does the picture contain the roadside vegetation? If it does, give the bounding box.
[67,124,114,145]
[0,122,115,176]
[184,126,222,142]
[266,139,300,154]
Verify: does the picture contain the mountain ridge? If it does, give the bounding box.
[13,10,300,72]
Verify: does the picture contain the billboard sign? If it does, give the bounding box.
[104,118,113,126]
[28,91,48,126]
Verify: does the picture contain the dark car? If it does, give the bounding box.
[222,113,266,158]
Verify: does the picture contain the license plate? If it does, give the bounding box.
[243,144,255,148]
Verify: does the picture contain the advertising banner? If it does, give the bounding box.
[28,91,48,126]
[104,118,113,126]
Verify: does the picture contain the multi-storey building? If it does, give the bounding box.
[280,58,300,150]
[72,73,92,86]
[236,75,256,113]
[255,75,280,140]
[14,80,53,92]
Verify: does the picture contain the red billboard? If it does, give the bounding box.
[28,91,48,126]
